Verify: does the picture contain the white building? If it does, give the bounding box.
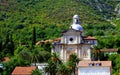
[52,15,97,62]
[78,61,112,75]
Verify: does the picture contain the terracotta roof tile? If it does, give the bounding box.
[84,36,97,40]
[78,61,112,67]
[36,41,41,45]
[100,48,118,52]
[54,38,61,41]
[3,57,10,62]
[11,66,36,75]
[36,39,54,45]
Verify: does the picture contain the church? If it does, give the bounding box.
[52,15,112,75]
[52,15,97,62]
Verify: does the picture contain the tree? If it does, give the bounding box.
[0,36,3,51]
[2,33,15,56]
[19,50,31,63]
[45,60,57,75]
[31,49,40,64]
[38,50,51,62]
[0,52,4,62]
[17,46,51,65]
[57,64,71,75]
[67,53,80,75]
[32,27,36,48]
[0,36,4,62]
[14,46,28,56]
[41,42,52,52]
[1,56,30,75]
[31,69,42,75]
[92,45,101,61]
[108,54,120,74]
[51,53,62,64]
[45,53,62,75]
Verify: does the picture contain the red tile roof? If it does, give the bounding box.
[36,41,41,45]
[78,61,112,67]
[3,57,10,62]
[44,39,53,43]
[54,38,61,41]
[100,48,118,52]
[11,66,36,75]
[84,36,97,40]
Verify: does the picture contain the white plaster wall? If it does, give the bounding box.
[54,45,61,54]
[78,67,110,75]
[81,45,91,60]
[66,36,77,44]
[61,37,64,43]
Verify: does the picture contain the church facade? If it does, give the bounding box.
[52,15,97,62]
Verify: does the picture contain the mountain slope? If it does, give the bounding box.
[0,0,119,44]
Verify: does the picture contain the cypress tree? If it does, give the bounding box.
[32,27,36,47]
[0,36,3,50]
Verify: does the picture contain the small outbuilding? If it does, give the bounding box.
[78,61,112,75]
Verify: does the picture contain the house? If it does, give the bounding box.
[84,36,97,45]
[78,61,112,75]
[52,15,97,62]
[11,66,36,75]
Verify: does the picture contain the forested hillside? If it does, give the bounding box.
[0,0,120,75]
[0,0,118,43]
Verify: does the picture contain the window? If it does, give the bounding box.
[69,38,73,41]
[76,20,79,24]
[96,63,101,66]
[89,63,94,66]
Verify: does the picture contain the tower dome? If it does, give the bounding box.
[71,15,83,31]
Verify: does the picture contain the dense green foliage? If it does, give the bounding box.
[31,69,43,75]
[0,0,120,75]
[0,0,118,44]
[45,53,79,75]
